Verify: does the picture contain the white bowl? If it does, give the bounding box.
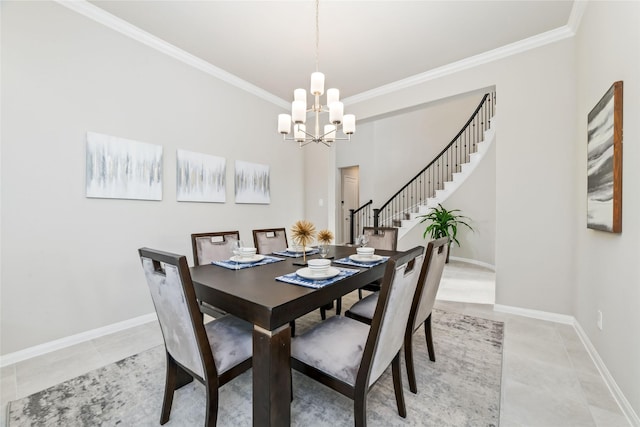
[307,259,331,272]
[356,247,375,257]
[239,247,257,258]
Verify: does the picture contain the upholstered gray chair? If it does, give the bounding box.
[290,246,425,427]
[191,231,240,266]
[138,248,252,427]
[191,231,241,318]
[357,227,399,299]
[253,226,329,325]
[252,228,288,254]
[345,237,449,393]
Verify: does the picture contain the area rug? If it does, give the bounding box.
[7,308,504,426]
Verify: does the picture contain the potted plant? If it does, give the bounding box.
[419,204,473,262]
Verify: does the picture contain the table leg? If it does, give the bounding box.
[253,324,291,427]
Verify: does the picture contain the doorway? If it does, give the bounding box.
[340,166,359,244]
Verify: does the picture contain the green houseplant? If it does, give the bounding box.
[419,204,473,261]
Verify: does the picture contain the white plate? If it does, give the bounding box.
[230,254,265,263]
[349,254,383,263]
[296,267,341,280]
[286,247,314,253]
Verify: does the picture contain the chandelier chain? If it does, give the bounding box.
[315,0,319,72]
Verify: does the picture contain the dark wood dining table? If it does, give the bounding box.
[190,245,397,427]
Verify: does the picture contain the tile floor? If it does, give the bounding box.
[0,261,631,426]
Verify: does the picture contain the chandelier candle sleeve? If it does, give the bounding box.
[329,102,344,124]
[295,124,306,142]
[278,114,291,134]
[327,88,340,105]
[324,124,336,142]
[343,115,356,134]
[292,101,306,124]
[294,88,307,104]
[310,72,325,95]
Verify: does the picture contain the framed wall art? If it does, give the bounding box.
[234,160,270,204]
[86,132,163,201]
[587,81,623,233]
[176,149,226,203]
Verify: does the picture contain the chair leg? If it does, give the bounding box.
[204,385,219,427]
[391,353,407,418]
[336,297,342,315]
[358,288,363,299]
[160,353,177,425]
[320,306,327,320]
[354,392,367,427]
[424,314,436,362]
[290,320,296,337]
[404,329,418,394]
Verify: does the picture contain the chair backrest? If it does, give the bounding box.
[191,231,240,266]
[363,227,398,251]
[358,246,425,387]
[138,248,214,380]
[411,237,449,331]
[252,228,288,254]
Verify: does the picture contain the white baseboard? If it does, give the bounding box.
[573,321,640,427]
[448,256,495,271]
[493,304,574,324]
[0,312,158,368]
[494,304,639,426]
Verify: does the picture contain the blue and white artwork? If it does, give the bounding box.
[587,82,621,232]
[176,150,226,203]
[234,160,270,204]
[86,132,162,200]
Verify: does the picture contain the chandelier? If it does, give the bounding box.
[277,0,356,147]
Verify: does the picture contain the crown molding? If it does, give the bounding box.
[567,0,589,35]
[57,0,584,111]
[344,25,574,106]
[55,0,290,110]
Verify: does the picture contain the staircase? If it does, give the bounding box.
[371,92,497,242]
[397,115,496,241]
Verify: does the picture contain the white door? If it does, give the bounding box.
[341,167,359,244]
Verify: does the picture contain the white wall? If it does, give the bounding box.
[338,2,639,417]
[575,1,640,417]
[444,136,496,265]
[346,38,578,316]
[0,2,304,355]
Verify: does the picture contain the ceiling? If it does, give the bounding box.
[89,1,575,102]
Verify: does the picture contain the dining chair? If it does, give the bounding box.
[290,246,425,427]
[345,237,449,393]
[253,226,332,332]
[191,231,240,266]
[357,227,399,299]
[252,227,288,254]
[138,248,252,427]
[190,231,241,318]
